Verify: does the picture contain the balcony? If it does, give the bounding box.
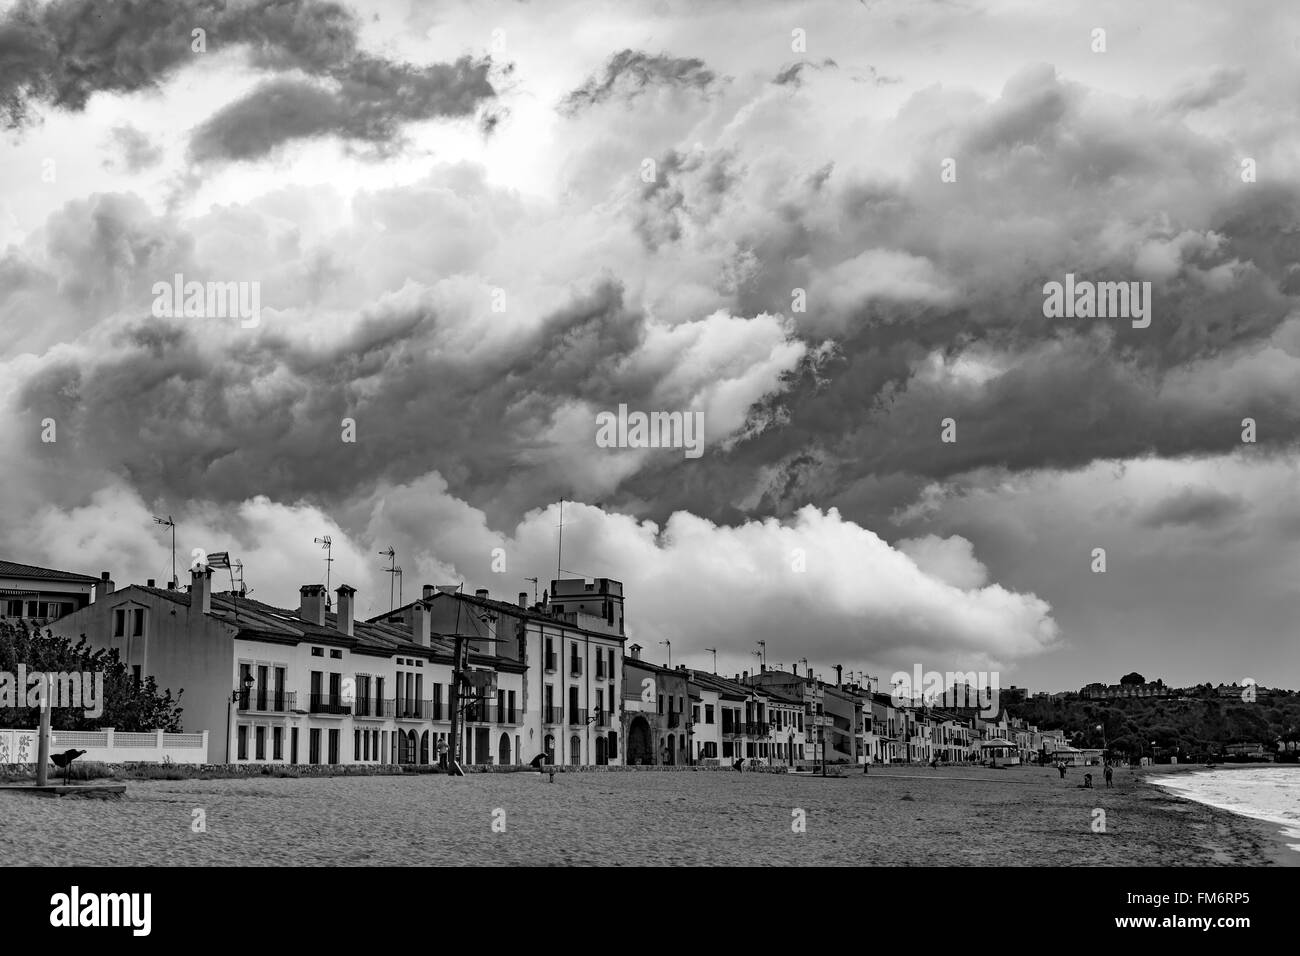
[392,699,435,720]
[352,697,393,719]
[543,705,562,725]
[236,688,296,713]
[570,658,583,677]
[722,723,743,737]
[568,707,588,726]
[309,694,351,716]
[593,709,610,727]
[596,663,607,680]
[667,712,681,729]
[544,651,557,672]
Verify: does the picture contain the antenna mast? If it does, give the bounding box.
[379,547,399,611]
[314,535,333,593]
[704,647,717,674]
[152,515,176,588]
[556,498,564,588]
[525,576,539,605]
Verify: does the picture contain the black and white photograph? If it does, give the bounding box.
[0,0,1296,926]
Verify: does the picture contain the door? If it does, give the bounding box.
[328,729,339,764]
[291,727,299,764]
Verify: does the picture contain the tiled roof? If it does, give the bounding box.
[121,586,523,671]
[369,590,627,644]
[0,560,101,584]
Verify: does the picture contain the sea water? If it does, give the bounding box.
[1154,767,1300,853]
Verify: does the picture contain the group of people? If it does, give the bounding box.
[1055,761,1115,788]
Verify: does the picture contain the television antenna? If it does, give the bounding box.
[704,647,717,674]
[524,576,539,605]
[152,515,177,588]
[314,536,334,594]
[379,547,400,611]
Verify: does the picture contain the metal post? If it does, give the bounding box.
[36,675,51,787]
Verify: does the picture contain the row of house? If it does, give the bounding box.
[8,556,1094,769]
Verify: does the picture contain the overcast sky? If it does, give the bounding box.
[2,0,1298,693]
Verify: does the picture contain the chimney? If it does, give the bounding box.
[299,584,326,626]
[422,584,436,601]
[405,601,432,647]
[98,571,115,600]
[835,664,842,688]
[190,567,211,614]
[475,588,489,600]
[743,670,748,682]
[630,643,641,660]
[146,578,155,588]
[806,667,814,680]
[335,585,355,637]
[518,592,527,608]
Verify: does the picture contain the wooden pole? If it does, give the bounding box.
[36,674,51,787]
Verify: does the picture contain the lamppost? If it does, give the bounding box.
[227,673,255,762]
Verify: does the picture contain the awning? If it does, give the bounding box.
[980,739,1016,747]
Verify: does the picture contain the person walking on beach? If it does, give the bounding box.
[1104,764,1114,788]
[1057,763,1067,780]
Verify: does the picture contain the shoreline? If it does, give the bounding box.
[1141,763,1300,867]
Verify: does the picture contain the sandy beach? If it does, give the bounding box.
[1,762,1294,866]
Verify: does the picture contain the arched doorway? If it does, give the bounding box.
[419,731,430,764]
[543,734,555,764]
[569,735,581,766]
[666,733,676,765]
[396,729,410,764]
[595,736,607,765]
[627,716,652,766]
[498,732,511,765]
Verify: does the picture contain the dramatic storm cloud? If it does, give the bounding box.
[1,0,1297,687]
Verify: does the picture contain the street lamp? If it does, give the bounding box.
[227,673,256,763]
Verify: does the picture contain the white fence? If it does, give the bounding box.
[0,728,208,765]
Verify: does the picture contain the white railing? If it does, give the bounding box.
[0,728,209,765]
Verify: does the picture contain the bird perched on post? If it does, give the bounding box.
[50,749,87,786]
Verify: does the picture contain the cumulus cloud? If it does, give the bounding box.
[559,49,718,115]
[0,0,497,162]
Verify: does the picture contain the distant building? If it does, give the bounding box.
[1080,679,1169,700]
[0,559,107,625]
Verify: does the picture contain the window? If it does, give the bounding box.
[657,694,664,715]
[113,609,125,637]
[328,729,339,763]
[131,608,145,636]
[329,649,342,659]
[255,726,266,760]
[705,704,715,724]
[273,726,283,760]
[237,725,248,760]
[508,690,517,723]
[692,705,700,724]
[311,647,323,657]
[131,665,141,687]
[309,728,321,764]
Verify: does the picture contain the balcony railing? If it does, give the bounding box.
[352,697,391,718]
[236,688,296,713]
[593,709,610,727]
[462,703,523,725]
[544,652,557,672]
[543,705,562,725]
[667,712,681,728]
[596,663,606,679]
[309,694,351,716]
[568,707,588,726]
[570,658,583,677]
[391,699,438,720]
[722,723,743,737]
[746,722,770,736]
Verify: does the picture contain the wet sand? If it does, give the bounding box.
[0,763,1290,866]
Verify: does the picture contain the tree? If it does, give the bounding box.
[1120,672,1145,686]
[0,620,183,732]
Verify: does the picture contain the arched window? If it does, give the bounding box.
[569,735,581,765]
